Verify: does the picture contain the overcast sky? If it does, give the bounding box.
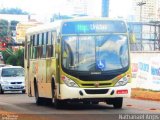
[0,0,132,18]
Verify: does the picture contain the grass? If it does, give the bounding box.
[131,88,160,102]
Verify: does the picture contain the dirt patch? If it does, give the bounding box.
[131,88,160,102]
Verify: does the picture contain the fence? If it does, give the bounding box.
[128,22,160,51]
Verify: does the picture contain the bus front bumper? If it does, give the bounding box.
[59,83,131,100]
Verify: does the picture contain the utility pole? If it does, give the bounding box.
[137,1,146,22]
[102,0,109,17]
[137,1,146,51]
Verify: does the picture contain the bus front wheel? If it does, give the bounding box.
[106,98,123,109]
[112,98,123,109]
[54,99,65,109]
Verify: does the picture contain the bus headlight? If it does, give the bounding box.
[62,76,79,87]
[115,77,128,86]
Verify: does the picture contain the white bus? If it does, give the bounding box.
[25,18,131,109]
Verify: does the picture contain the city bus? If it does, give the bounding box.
[24,18,131,109]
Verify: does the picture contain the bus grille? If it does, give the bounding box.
[84,89,109,94]
[78,75,117,81]
[81,83,112,87]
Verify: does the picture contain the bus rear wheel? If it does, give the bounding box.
[34,81,44,105]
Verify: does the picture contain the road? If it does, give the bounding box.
[0,93,160,120]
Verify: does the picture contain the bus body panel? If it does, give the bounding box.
[37,83,52,98]
[59,83,131,100]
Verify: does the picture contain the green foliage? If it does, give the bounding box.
[1,49,24,67]
[0,19,9,41]
[0,8,28,15]
[6,55,17,66]
[2,50,10,63]
[0,19,19,44]
[10,20,19,30]
[15,49,24,67]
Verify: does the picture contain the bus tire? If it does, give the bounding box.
[92,101,99,105]
[34,80,44,105]
[51,78,56,98]
[112,98,123,109]
[54,99,64,109]
[83,101,91,104]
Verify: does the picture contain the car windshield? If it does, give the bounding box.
[62,34,129,72]
[1,68,24,77]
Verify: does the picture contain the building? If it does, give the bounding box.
[16,20,42,43]
[65,0,88,16]
[132,0,159,21]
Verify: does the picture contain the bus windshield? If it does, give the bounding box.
[62,34,129,72]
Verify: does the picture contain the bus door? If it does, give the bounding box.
[46,31,59,98]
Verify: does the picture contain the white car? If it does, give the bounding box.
[0,66,25,94]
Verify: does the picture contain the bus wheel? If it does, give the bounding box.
[92,101,99,105]
[54,99,65,109]
[34,81,44,105]
[83,101,91,104]
[0,85,4,94]
[112,98,123,109]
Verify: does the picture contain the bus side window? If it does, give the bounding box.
[30,36,33,59]
[24,36,28,59]
[37,34,42,58]
[42,33,46,58]
[46,32,53,58]
[33,35,37,59]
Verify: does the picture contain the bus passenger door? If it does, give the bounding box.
[46,31,59,98]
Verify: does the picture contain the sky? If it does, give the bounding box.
[0,0,132,18]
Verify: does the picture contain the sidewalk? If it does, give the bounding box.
[131,88,160,102]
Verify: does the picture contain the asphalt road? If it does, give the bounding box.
[0,92,160,120]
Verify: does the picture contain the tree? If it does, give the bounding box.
[1,49,24,67]
[0,8,28,15]
[6,55,17,66]
[0,19,9,42]
[10,20,19,31]
[1,50,10,63]
[15,49,24,67]
[0,19,19,45]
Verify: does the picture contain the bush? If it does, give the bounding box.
[1,48,24,67]
[6,55,17,66]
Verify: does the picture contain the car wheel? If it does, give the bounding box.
[0,85,4,94]
[22,90,26,94]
